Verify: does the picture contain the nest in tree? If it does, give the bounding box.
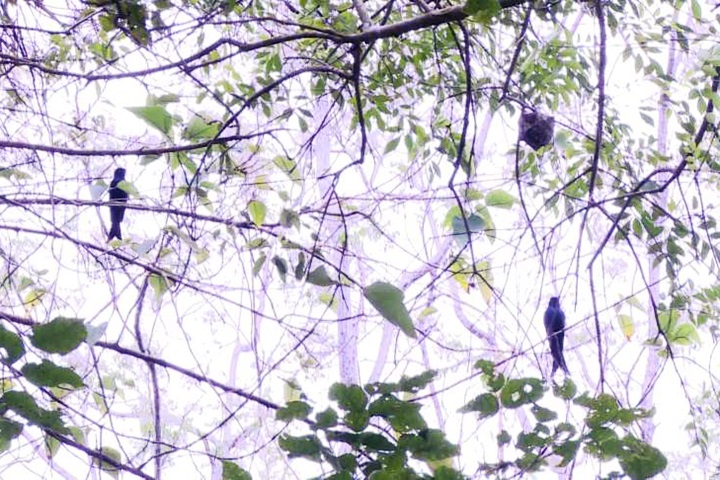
[519,110,555,151]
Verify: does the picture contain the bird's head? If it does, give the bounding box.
[549,297,560,308]
[113,168,126,181]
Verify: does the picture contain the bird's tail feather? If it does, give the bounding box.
[108,223,122,241]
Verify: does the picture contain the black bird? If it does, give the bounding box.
[544,296,569,376]
[107,168,128,241]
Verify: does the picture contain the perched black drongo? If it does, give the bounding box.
[108,167,128,241]
[544,296,569,376]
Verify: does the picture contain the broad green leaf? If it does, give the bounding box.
[1,391,70,434]
[273,156,301,182]
[252,253,266,276]
[657,310,679,334]
[485,189,515,209]
[272,256,288,282]
[553,378,577,400]
[127,106,173,136]
[248,200,266,226]
[280,209,300,229]
[114,179,139,196]
[459,393,499,419]
[397,429,459,461]
[68,426,86,446]
[617,314,634,340]
[451,214,485,249]
[500,378,543,408]
[31,317,87,355]
[691,0,702,20]
[314,407,338,429]
[89,182,107,201]
[23,288,45,310]
[671,323,700,345]
[531,404,557,422]
[276,401,312,422]
[618,436,667,479]
[278,434,323,461]
[397,371,437,393]
[464,0,500,23]
[497,430,511,446]
[307,266,335,286]
[0,324,25,365]
[384,137,401,154]
[183,115,219,140]
[92,446,122,479]
[21,360,84,389]
[363,282,416,338]
[329,384,367,412]
[0,418,22,452]
[222,461,252,480]
[45,433,61,458]
[294,253,306,280]
[149,273,170,300]
[368,395,427,432]
[359,432,395,451]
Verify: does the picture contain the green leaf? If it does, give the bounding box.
[451,213,485,249]
[0,324,25,365]
[248,200,266,226]
[691,0,702,20]
[555,439,580,466]
[22,360,84,389]
[499,378,543,408]
[314,407,338,429]
[618,435,667,479]
[273,156,301,182]
[368,395,427,432]
[278,434,323,461]
[0,418,23,452]
[1,391,70,434]
[553,378,577,400]
[45,433,61,458]
[497,430,511,446]
[617,314,634,340]
[127,106,173,136]
[307,266,335,286]
[31,317,87,354]
[363,282,416,338]
[92,446,122,479]
[459,393,499,419]
[531,404,557,422]
[658,310,679,334]
[397,371,437,393]
[271,256,288,282]
[464,0,500,23]
[485,189,515,209]
[397,429,459,461]
[329,384,370,431]
[276,401,312,422]
[183,116,219,140]
[222,461,252,480]
[294,252,306,280]
[384,137,401,154]
[252,253,266,276]
[359,432,396,451]
[280,209,300,229]
[330,384,367,412]
[148,273,170,300]
[671,323,700,345]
